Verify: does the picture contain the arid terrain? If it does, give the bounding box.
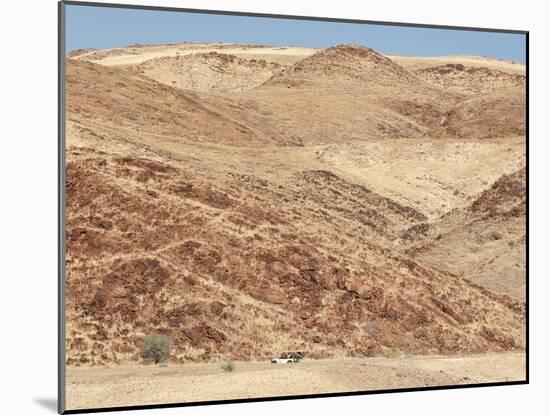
[65,42,526,408]
[66,353,525,410]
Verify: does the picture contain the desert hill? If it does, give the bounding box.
[262,44,423,88]
[414,64,525,94]
[72,43,525,141]
[65,42,526,366]
[71,43,317,66]
[67,59,265,146]
[389,54,525,75]
[404,168,526,300]
[132,52,282,92]
[256,45,460,134]
[434,87,526,139]
[72,42,526,75]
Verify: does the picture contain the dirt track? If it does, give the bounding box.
[66,353,526,410]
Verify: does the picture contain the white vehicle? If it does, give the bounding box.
[271,351,304,364]
[271,357,296,364]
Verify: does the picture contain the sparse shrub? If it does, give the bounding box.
[140,333,171,364]
[383,347,401,359]
[220,360,235,372]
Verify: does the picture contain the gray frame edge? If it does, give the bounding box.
[58,1,67,413]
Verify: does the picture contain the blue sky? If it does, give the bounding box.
[66,4,526,62]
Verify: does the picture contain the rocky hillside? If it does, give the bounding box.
[404,168,526,300]
[65,43,526,366]
[65,147,525,366]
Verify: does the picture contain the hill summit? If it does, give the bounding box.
[263,44,422,88]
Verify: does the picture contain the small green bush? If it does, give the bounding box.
[140,333,171,364]
[220,361,235,372]
[383,347,401,359]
